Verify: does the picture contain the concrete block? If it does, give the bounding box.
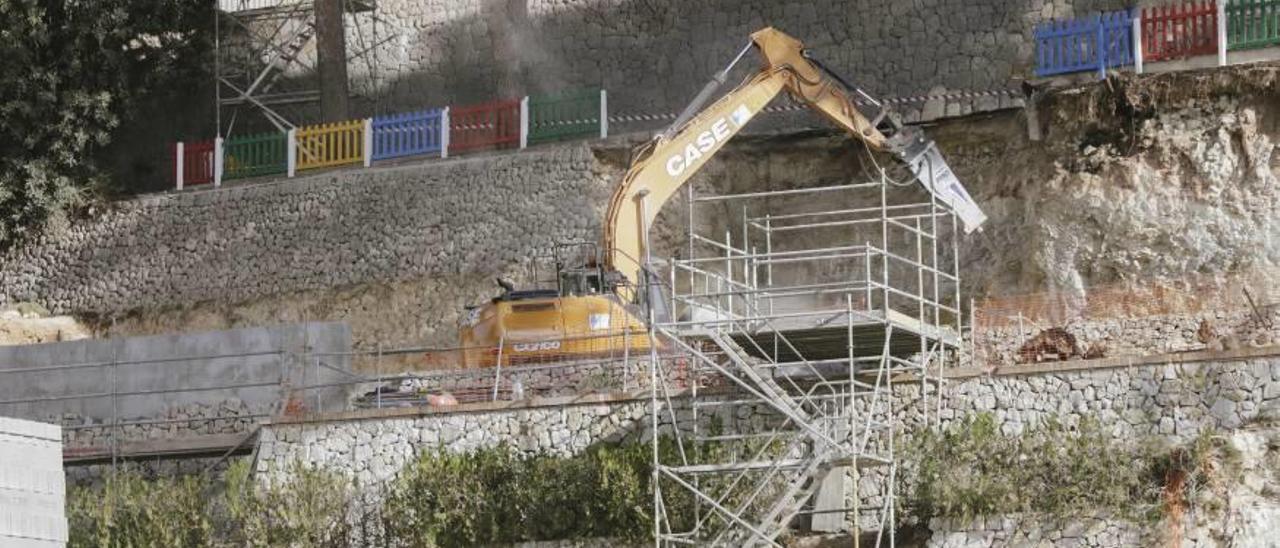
[0,417,65,547]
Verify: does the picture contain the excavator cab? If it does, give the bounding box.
[457,242,653,369]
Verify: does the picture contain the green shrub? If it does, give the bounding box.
[379,443,655,546]
[68,461,357,548]
[68,470,212,548]
[898,413,1221,525]
[222,460,357,547]
[72,422,1224,546]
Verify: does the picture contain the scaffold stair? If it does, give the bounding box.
[698,329,865,545]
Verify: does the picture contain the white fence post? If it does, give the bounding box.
[363,118,373,167]
[1217,0,1228,66]
[175,142,184,191]
[519,96,529,149]
[1096,16,1107,80]
[213,137,224,188]
[286,128,297,177]
[440,107,450,159]
[1132,16,1143,74]
[599,89,609,139]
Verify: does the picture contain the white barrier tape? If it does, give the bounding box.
[607,87,1024,124]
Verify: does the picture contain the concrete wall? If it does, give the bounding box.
[0,322,352,440]
[0,417,66,548]
[351,0,1126,126]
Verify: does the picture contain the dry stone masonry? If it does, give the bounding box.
[0,145,606,317]
[260,352,1280,486]
[937,357,1280,438]
[259,399,659,486]
[925,515,1142,548]
[352,0,1127,126]
[977,309,1280,367]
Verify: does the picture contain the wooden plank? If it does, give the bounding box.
[63,432,256,464]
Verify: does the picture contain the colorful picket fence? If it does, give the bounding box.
[371,109,446,161]
[171,140,216,187]
[1142,1,1219,61]
[296,119,364,171]
[449,99,521,153]
[223,131,287,180]
[528,89,605,144]
[1034,10,1135,77]
[1227,0,1280,49]
[172,0,1280,192]
[1036,0,1280,76]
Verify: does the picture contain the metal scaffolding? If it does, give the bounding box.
[648,171,964,546]
[214,0,388,136]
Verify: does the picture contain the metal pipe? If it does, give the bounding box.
[692,182,880,202]
[748,201,940,223]
[678,243,869,262]
[662,40,754,140]
[0,349,287,375]
[0,380,283,406]
[492,336,505,401]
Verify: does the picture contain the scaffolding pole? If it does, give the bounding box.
[650,175,963,546]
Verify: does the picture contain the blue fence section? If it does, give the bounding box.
[371,109,445,161]
[1035,10,1136,77]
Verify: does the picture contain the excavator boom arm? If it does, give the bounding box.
[603,28,896,291]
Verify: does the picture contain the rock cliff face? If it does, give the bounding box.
[951,66,1280,300]
[0,66,1276,352]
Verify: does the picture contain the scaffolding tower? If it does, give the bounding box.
[648,172,964,546]
[214,0,388,136]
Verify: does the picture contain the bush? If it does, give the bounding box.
[897,413,1220,525]
[379,443,654,546]
[68,461,357,548]
[222,460,357,547]
[66,445,666,547]
[82,421,1227,547]
[68,471,212,548]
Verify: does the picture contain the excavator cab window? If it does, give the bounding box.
[558,268,603,297]
[553,242,609,297]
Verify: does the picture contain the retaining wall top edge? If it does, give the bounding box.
[0,416,62,442]
[268,388,661,426]
[947,344,1280,379]
[266,346,1280,427]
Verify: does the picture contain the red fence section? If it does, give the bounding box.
[170,140,215,186]
[449,99,520,154]
[1142,1,1220,61]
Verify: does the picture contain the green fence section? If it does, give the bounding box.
[1227,0,1280,49]
[224,131,288,180]
[528,89,601,144]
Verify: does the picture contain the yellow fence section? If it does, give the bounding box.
[296,119,364,171]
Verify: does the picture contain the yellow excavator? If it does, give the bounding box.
[458,27,986,368]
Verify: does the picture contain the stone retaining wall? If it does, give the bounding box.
[939,353,1280,438]
[925,515,1142,548]
[351,0,1126,127]
[0,145,604,322]
[975,308,1280,367]
[259,398,646,485]
[258,350,1280,518]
